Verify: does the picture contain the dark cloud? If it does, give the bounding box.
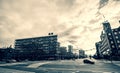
[80,26,101,34]
[89,19,99,24]
[68,40,77,44]
[64,0,76,6]
[98,0,109,9]
[56,0,76,11]
[56,0,76,7]
[89,27,102,31]
[89,17,102,24]
[68,36,81,39]
[113,0,120,1]
[58,25,79,37]
[112,16,120,19]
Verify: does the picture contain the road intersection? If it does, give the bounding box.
[0,59,120,73]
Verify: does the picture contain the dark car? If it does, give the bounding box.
[83,59,95,64]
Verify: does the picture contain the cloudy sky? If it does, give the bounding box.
[0,0,120,54]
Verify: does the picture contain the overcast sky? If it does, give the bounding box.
[0,0,120,55]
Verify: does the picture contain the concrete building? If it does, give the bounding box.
[95,42,102,58]
[68,45,73,53]
[102,21,118,56]
[79,49,85,58]
[67,45,74,59]
[110,27,120,58]
[0,47,15,61]
[58,47,67,59]
[95,21,120,60]
[15,33,58,60]
[99,30,111,56]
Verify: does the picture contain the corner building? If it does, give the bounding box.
[96,21,120,59]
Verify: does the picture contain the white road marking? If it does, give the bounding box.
[0,62,26,66]
[27,62,50,68]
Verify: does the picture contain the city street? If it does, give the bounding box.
[0,59,120,73]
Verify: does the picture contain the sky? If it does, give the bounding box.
[0,0,120,55]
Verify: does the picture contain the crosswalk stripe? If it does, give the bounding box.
[27,62,50,68]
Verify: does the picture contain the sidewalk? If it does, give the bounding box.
[111,61,120,67]
[94,59,120,67]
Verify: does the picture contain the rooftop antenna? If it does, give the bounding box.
[97,10,106,21]
[102,14,108,22]
[98,11,107,25]
[103,15,106,21]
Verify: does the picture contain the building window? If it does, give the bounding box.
[112,45,115,48]
[109,37,112,39]
[117,40,120,43]
[108,33,111,36]
[114,32,117,35]
[119,45,120,48]
[114,29,118,31]
[118,50,120,54]
[119,31,120,34]
[111,41,113,44]
[116,36,118,39]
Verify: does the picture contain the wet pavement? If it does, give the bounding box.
[0,59,120,73]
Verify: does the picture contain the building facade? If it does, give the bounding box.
[0,47,15,61]
[15,34,58,60]
[68,45,73,53]
[95,21,120,60]
[95,41,102,58]
[58,47,67,59]
[67,45,74,59]
[79,49,85,58]
[112,27,120,55]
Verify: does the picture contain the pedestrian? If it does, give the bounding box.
[89,55,92,59]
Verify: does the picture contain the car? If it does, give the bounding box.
[83,59,95,64]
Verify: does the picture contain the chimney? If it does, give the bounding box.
[51,32,53,35]
[48,33,51,35]
[48,33,54,35]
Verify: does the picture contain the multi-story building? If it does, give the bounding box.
[79,49,85,58]
[68,45,73,53]
[95,21,120,59]
[15,33,58,60]
[99,30,111,56]
[67,45,74,59]
[112,27,120,55]
[0,47,15,61]
[58,47,67,59]
[102,21,118,56]
[95,41,102,58]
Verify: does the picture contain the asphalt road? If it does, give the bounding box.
[0,59,120,73]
